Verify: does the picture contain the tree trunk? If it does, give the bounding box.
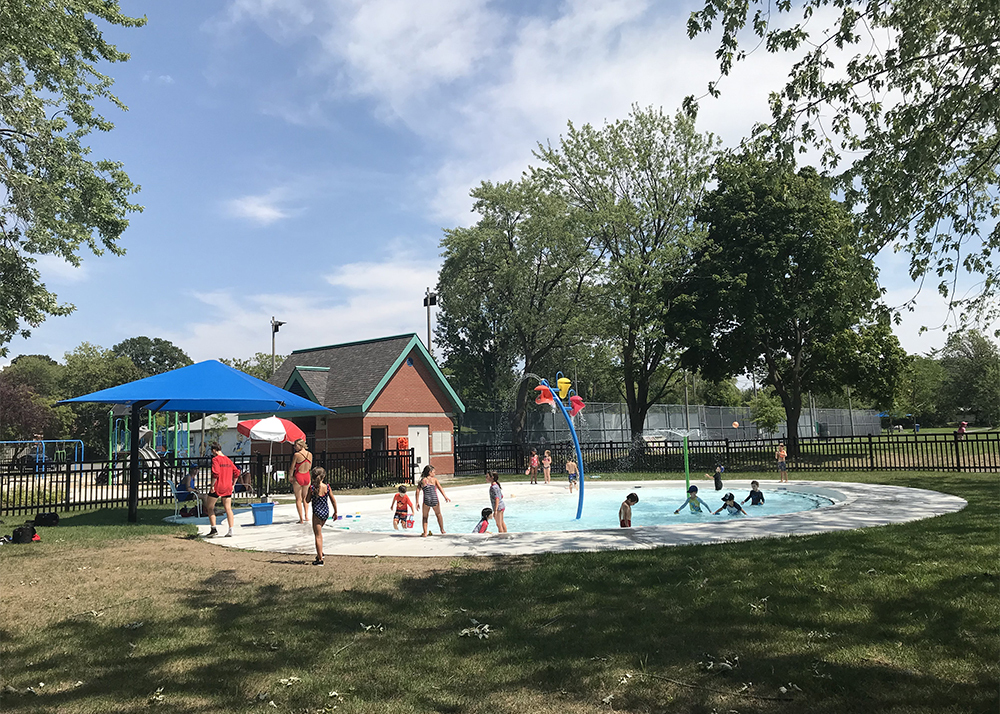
[511,373,532,446]
[780,391,803,458]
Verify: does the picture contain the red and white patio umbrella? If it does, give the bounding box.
[237,416,306,443]
[237,416,307,496]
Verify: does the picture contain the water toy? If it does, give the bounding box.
[569,394,586,417]
[534,385,555,405]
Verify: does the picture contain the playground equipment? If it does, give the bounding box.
[1,439,85,472]
[536,372,588,518]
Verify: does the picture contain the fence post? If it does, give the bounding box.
[953,434,963,472]
[256,453,264,500]
[867,435,875,471]
[64,460,72,511]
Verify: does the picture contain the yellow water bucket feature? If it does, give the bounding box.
[557,377,572,399]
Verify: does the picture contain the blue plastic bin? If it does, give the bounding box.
[251,502,274,526]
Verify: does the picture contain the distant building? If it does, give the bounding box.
[267,334,465,475]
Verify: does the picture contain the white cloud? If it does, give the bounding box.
[223,188,295,225]
[35,255,89,283]
[160,256,441,361]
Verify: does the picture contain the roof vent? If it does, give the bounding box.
[406,357,414,366]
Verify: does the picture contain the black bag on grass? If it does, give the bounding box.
[12,525,36,543]
[34,512,59,527]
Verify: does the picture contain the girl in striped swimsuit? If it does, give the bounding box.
[416,465,450,537]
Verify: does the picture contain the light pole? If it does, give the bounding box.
[270,316,286,376]
[423,288,437,357]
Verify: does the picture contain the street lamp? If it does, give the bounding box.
[423,288,437,357]
[271,316,286,376]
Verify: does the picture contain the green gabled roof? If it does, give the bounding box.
[270,334,465,414]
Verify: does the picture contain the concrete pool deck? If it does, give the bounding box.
[183,480,967,558]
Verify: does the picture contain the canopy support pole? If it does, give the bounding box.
[128,401,152,523]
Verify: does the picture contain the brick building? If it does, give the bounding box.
[267,334,465,475]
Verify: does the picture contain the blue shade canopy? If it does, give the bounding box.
[58,360,331,414]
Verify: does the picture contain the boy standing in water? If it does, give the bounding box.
[674,485,711,514]
[776,442,788,482]
[566,459,579,493]
[619,493,639,527]
[742,480,765,506]
[390,485,414,529]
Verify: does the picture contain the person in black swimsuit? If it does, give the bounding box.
[415,465,450,537]
[306,467,337,566]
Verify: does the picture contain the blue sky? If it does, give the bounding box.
[6,0,976,366]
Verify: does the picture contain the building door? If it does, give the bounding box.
[407,425,429,476]
[370,426,387,452]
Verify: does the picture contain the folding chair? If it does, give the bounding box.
[167,478,201,518]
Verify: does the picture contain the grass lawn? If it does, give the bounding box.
[0,470,997,714]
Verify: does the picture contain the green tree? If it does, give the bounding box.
[112,336,192,376]
[533,106,719,438]
[0,1,145,356]
[220,353,285,381]
[748,390,784,436]
[823,317,910,413]
[667,155,884,456]
[3,354,64,398]
[61,342,143,456]
[686,0,999,325]
[937,330,1000,425]
[0,376,54,440]
[898,355,947,427]
[437,178,601,444]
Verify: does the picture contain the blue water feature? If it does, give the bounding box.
[331,486,832,534]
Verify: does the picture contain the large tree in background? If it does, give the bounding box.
[437,178,601,444]
[112,336,192,376]
[61,342,143,455]
[937,330,1000,425]
[687,0,999,326]
[534,106,718,438]
[668,155,893,456]
[0,1,145,356]
[221,353,285,381]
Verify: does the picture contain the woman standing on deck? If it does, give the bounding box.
[290,438,313,523]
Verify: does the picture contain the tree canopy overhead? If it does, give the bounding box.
[0,1,145,356]
[112,336,192,377]
[533,106,718,438]
[687,0,999,327]
[667,154,905,454]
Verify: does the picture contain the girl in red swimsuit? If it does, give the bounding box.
[290,438,313,523]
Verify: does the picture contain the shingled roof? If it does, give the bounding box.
[269,334,465,413]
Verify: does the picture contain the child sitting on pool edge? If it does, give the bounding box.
[619,493,639,527]
[472,508,493,533]
[675,485,711,514]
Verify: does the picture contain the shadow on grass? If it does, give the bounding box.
[1,473,997,714]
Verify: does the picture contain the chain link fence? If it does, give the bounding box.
[457,403,881,445]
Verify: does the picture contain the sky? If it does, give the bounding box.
[4,0,982,367]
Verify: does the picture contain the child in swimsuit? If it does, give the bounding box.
[566,459,578,493]
[472,508,493,533]
[742,481,765,506]
[488,471,507,533]
[776,443,788,483]
[307,467,337,566]
[619,492,639,527]
[416,465,450,537]
[674,485,711,514]
[391,485,414,529]
[542,450,552,484]
[714,492,748,516]
[291,438,313,524]
[527,449,539,484]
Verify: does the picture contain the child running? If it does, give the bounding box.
[390,485,414,530]
[742,480,765,506]
[619,492,639,527]
[306,467,337,566]
[714,492,748,516]
[472,508,493,533]
[566,459,579,493]
[542,450,552,484]
[674,485,711,514]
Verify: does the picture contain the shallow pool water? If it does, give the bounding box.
[328,484,833,534]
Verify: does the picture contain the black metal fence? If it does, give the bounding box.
[456,432,1000,476]
[0,448,415,517]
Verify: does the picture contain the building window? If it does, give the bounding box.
[431,431,452,453]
